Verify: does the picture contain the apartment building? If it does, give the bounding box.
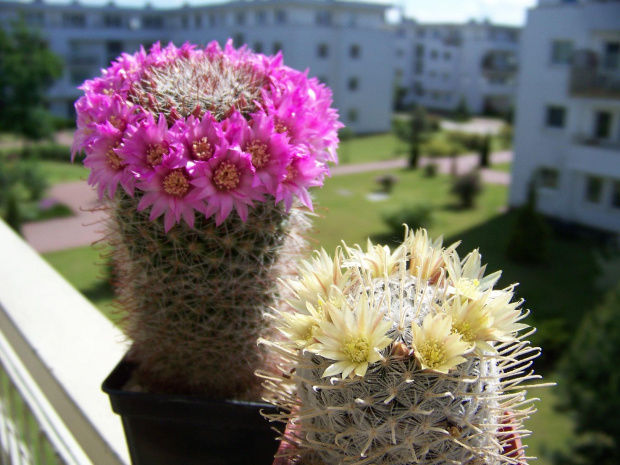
[395,19,520,116]
[0,0,394,134]
[509,0,620,234]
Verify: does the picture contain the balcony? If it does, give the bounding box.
[0,220,130,464]
[570,50,620,99]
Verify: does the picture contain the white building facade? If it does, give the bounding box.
[394,19,520,115]
[509,0,620,234]
[0,0,394,134]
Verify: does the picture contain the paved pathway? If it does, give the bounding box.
[22,151,512,253]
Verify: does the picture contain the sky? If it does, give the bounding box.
[26,0,539,26]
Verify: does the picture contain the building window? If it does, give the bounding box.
[538,167,559,189]
[143,16,164,29]
[181,15,188,29]
[256,10,267,25]
[594,111,612,139]
[444,51,451,60]
[318,76,328,85]
[235,12,246,26]
[209,14,217,27]
[316,10,332,26]
[253,42,263,53]
[430,50,438,59]
[347,108,359,123]
[585,176,604,204]
[317,43,329,58]
[70,69,91,85]
[104,14,122,28]
[611,181,620,209]
[275,9,287,24]
[233,33,245,46]
[415,44,424,57]
[604,42,620,70]
[348,77,359,91]
[194,14,202,28]
[350,44,360,59]
[273,42,283,54]
[62,13,86,28]
[550,40,573,65]
[414,61,423,75]
[546,105,566,128]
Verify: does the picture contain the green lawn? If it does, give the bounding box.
[38,160,88,184]
[338,133,403,165]
[492,162,512,173]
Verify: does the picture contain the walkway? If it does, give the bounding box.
[22,151,512,254]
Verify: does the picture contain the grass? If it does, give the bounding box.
[492,162,512,173]
[41,245,120,324]
[38,160,88,184]
[309,168,507,253]
[338,133,402,164]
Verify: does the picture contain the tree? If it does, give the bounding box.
[407,104,431,170]
[0,18,63,140]
[553,283,620,465]
[454,96,470,122]
[478,133,491,168]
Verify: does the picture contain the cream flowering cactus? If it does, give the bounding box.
[259,228,545,465]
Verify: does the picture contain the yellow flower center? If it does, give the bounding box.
[146,143,167,166]
[452,320,475,342]
[106,147,123,171]
[109,116,126,132]
[213,161,240,191]
[285,165,298,182]
[191,137,214,161]
[418,340,446,369]
[343,335,370,363]
[456,278,480,300]
[274,118,288,134]
[246,140,270,168]
[163,169,190,197]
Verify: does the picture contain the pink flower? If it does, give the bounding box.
[83,121,135,199]
[188,141,263,225]
[230,111,292,196]
[275,152,328,211]
[118,113,182,179]
[178,113,225,164]
[135,155,204,232]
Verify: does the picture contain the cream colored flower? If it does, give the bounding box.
[278,303,324,348]
[444,248,501,301]
[345,239,406,278]
[307,294,393,379]
[411,313,472,373]
[442,295,497,353]
[283,247,350,315]
[485,287,529,341]
[404,227,459,284]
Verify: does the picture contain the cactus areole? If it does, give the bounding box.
[259,228,546,465]
[72,40,342,400]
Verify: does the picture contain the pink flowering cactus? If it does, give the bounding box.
[73,40,341,232]
[73,41,342,399]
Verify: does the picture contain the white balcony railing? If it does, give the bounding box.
[0,220,130,465]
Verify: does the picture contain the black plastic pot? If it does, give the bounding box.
[102,357,282,465]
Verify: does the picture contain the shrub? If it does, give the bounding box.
[422,137,461,157]
[505,183,551,264]
[375,174,399,193]
[382,204,433,235]
[446,130,483,152]
[498,124,514,149]
[554,283,620,465]
[450,170,482,208]
[423,162,438,177]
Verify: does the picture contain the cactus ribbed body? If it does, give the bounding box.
[109,192,308,399]
[261,230,543,464]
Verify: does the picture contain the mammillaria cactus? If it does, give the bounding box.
[260,228,545,464]
[72,40,342,399]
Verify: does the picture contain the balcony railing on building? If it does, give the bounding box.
[0,220,129,465]
[570,49,620,99]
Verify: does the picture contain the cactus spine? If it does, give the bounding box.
[260,228,545,464]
